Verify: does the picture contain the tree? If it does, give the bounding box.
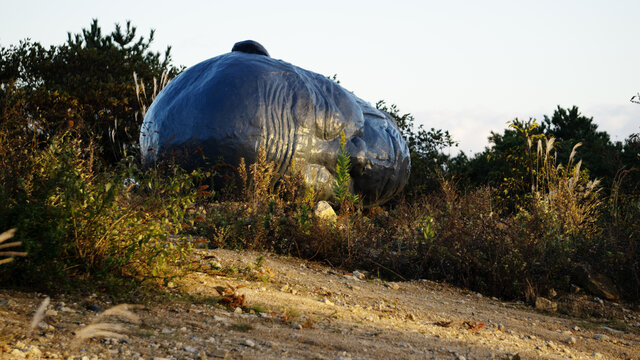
[540,106,620,184]
[459,106,630,211]
[376,100,457,195]
[0,19,181,164]
[457,118,545,210]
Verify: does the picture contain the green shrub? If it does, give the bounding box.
[333,130,358,208]
[0,88,201,287]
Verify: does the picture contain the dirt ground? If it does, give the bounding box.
[1,249,639,360]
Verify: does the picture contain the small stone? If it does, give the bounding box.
[184,345,197,353]
[10,349,25,358]
[591,353,603,358]
[314,201,337,223]
[599,326,623,334]
[385,282,400,290]
[179,327,188,332]
[535,297,557,312]
[323,298,334,306]
[45,309,58,317]
[26,346,41,356]
[565,336,577,344]
[60,306,75,313]
[294,324,303,330]
[594,297,604,304]
[497,323,504,331]
[244,339,255,347]
[37,321,51,330]
[593,334,609,340]
[571,326,580,332]
[161,328,173,334]
[549,288,557,298]
[456,356,467,360]
[352,270,367,280]
[234,307,243,314]
[574,265,621,301]
[86,304,103,312]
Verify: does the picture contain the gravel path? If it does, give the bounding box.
[1,249,639,359]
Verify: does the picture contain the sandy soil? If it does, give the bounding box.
[1,249,639,360]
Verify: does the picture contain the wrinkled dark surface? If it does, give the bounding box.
[141,42,410,206]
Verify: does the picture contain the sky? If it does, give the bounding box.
[1,0,639,154]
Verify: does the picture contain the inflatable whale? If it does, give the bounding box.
[140,40,410,206]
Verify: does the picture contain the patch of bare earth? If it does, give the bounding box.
[1,249,639,359]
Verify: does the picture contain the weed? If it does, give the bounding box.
[333,131,359,208]
[133,70,170,120]
[247,305,268,314]
[229,322,253,332]
[0,88,203,287]
[214,283,246,310]
[281,307,301,323]
[254,255,265,268]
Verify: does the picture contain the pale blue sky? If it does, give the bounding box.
[1,0,639,153]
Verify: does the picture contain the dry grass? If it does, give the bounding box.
[71,303,142,347]
[0,228,26,266]
[27,296,50,334]
[133,70,170,119]
[73,323,128,342]
[531,138,602,236]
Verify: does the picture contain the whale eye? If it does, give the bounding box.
[231,40,270,57]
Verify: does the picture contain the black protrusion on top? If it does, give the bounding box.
[232,40,270,57]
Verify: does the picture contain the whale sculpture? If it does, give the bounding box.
[140,40,410,206]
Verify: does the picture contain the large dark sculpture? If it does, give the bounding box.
[140,40,410,206]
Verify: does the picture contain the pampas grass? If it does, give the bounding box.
[95,304,142,324]
[73,323,128,342]
[28,296,50,334]
[71,303,143,347]
[0,228,26,265]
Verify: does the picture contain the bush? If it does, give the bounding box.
[0,19,181,164]
[0,86,201,288]
[193,134,640,301]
